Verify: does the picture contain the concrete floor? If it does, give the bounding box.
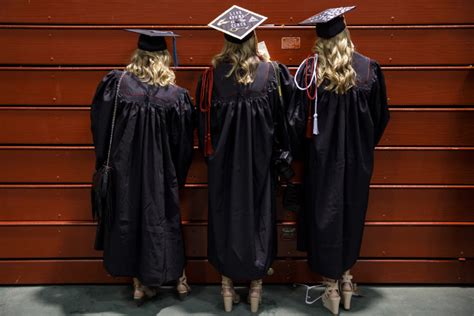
[0,285,473,316]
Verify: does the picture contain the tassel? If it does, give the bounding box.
[172,37,179,67]
[306,117,313,138]
[305,91,314,138]
[205,133,213,156]
[294,54,319,138]
[199,67,214,156]
[312,96,320,135]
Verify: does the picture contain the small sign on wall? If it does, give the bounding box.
[281,37,301,49]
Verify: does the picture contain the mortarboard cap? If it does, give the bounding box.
[208,5,267,44]
[125,29,180,66]
[299,6,356,39]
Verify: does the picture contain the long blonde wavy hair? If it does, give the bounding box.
[212,33,267,85]
[125,49,176,87]
[314,28,356,94]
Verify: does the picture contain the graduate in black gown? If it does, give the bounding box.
[198,6,295,313]
[91,29,194,304]
[290,7,390,315]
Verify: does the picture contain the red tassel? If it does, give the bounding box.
[199,67,214,156]
[306,116,313,138]
[205,134,213,156]
[305,91,313,139]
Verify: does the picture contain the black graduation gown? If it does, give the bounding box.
[196,62,294,280]
[91,70,194,286]
[290,52,390,279]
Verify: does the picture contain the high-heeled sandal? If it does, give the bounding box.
[176,271,191,300]
[322,280,341,315]
[133,277,157,306]
[248,279,263,313]
[221,276,240,312]
[340,272,354,310]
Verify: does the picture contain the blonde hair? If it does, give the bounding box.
[125,49,176,87]
[313,28,356,94]
[212,33,267,85]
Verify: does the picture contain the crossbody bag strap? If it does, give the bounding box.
[105,71,126,168]
[271,61,284,106]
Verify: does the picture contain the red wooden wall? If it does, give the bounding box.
[0,0,473,284]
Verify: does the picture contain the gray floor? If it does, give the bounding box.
[0,285,473,316]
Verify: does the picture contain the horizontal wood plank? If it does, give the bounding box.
[1,108,473,146]
[1,28,473,66]
[1,0,473,25]
[370,149,474,185]
[1,259,472,284]
[1,147,473,185]
[0,223,473,259]
[1,185,473,222]
[288,259,474,284]
[0,68,472,106]
[0,108,91,145]
[380,109,474,146]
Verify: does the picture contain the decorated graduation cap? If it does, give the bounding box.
[208,5,267,44]
[299,6,356,39]
[125,29,180,66]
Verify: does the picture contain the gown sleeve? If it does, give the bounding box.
[272,63,296,180]
[369,61,390,146]
[90,70,120,170]
[170,90,195,188]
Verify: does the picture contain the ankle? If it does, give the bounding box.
[323,279,340,298]
[250,279,262,288]
[222,276,233,287]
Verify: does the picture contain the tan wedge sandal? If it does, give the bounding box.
[222,276,240,312]
[176,271,191,300]
[132,277,157,306]
[340,271,354,310]
[322,280,340,315]
[248,279,263,313]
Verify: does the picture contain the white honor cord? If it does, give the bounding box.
[294,54,318,91]
[293,54,319,135]
[294,283,326,305]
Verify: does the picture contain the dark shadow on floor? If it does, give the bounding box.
[31,284,387,315]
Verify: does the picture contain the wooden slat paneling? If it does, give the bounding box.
[288,259,474,284]
[365,187,474,222]
[2,147,473,185]
[2,108,474,146]
[0,186,92,222]
[1,259,473,284]
[2,186,473,222]
[1,223,473,259]
[380,109,474,146]
[371,149,474,185]
[0,68,472,106]
[276,224,474,258]
[1,0,473,25]
[1,28,473,66]
[0,108,91,145]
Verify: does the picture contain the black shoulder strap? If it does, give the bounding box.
[270,61,284,106]
[104,71,126,168]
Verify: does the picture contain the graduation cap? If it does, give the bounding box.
[208,5,267,44]
[299,6,356,39]
[125,29,180,66]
